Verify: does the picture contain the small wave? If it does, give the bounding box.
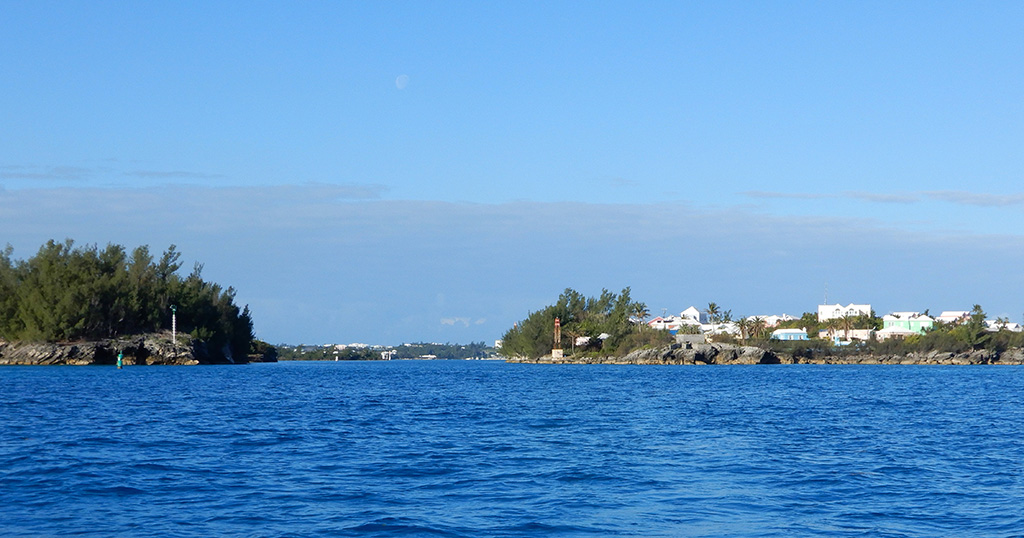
[83,485,146,496]
[345,517,471,537]
[499,521,607,535]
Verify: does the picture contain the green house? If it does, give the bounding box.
[882,312,934,334]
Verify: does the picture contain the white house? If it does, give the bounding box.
[875,325,918,341]
[936,311,970,324]
[818,328,875,341]
[746,314,796,327]
[817,303,871,322]
[985,320,1023,332]
[702,321,739,335]
[680,306,709,325]
[647,316,684,331]
[772,328,808,341]
[575,333,612,346]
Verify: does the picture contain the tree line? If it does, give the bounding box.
[502,291,1024,360]
[500,287,671,359]
[0,240,253,360]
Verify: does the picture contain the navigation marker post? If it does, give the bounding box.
[552,317,563,360]
[171,305,177,357]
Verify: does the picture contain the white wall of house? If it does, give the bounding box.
[818,328,875,341]
[772,328,808,340]
[875,326,917,341]
[702,321,739,335]
[817,303,871,322]
[936,311,970,324]
[648,316,686,331]
[680,306,708,325]
[746,314,796,327]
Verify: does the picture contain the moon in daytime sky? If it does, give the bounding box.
[395,74,409,90]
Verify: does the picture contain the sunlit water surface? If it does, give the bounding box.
[3,361,1024,537]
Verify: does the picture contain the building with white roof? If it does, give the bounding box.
[936,311,970,324]
[882,312,934,334]
[817,303,871,322]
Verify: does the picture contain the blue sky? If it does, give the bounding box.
[3,2,1024,345]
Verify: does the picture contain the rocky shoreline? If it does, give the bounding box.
[506,343,1024,366]
[0,332,274,366]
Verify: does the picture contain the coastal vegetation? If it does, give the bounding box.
[0,239,254,362]
[503,291,1024,364]
[500,287,673,359]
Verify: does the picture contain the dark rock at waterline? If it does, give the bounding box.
[0,332,263,366]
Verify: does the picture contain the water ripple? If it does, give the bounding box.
[3,362,1024,537]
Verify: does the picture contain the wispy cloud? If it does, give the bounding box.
[744,190,918,203]
[845,191,920,204]
[743,190,831,200]
[440,317,488,328]
[744,189,1024,208]
[923,191,1024,207]
[2,163,387,200]
[0,165,98,181]
[124,170,225,180]
[441,317,471,327]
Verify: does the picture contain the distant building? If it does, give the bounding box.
[771,328,808,341]
[882,312,934,334]
[818,303,871,322]
[818,328,875,341]
[985,320,1023,332]
[574,333,612,347]
[936,311,970,325]
[875,325,918,341]
[703,321,739,335]
[648,315,686,331]
[680,306,709,325]
[746,314,796,327]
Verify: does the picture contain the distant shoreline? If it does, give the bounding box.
[6,339,1023,366]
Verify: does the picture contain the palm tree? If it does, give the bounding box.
[839,314,855,342]
[825,318,840,340]
[705,302,720,336]
[751,317,767,340]
[632,302,650,331]
[736,317,751,342]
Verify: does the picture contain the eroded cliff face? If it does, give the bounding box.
[507,344,1024,365]
[0,333,230,366]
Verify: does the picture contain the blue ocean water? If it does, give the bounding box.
[2,361,1024,537]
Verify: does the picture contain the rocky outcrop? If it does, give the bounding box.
[0,332,251,366]
[509,344,779,365]
[790,348,1018,365]
[609,344,781,365]
[507,344,1024,365]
